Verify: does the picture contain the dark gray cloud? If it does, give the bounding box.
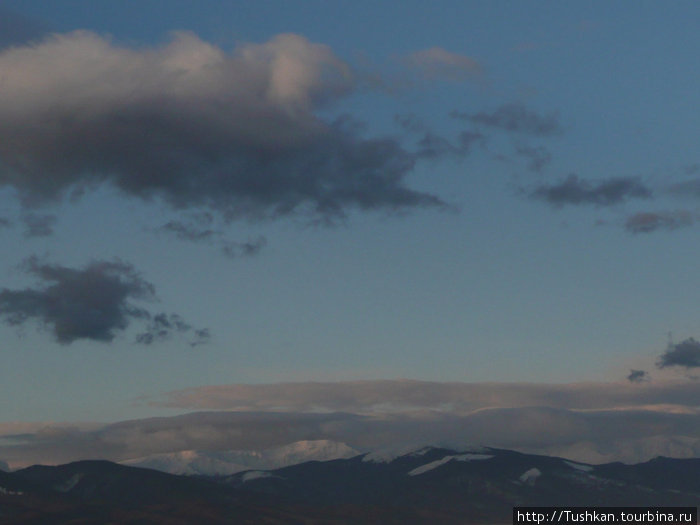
[0,217,11,228]
[221,236,267,258]
[625,211,694,234]
[0,31,444,222]
[394,113,485,160]
[451,103,563,136]
[21,213,57,237]
[530,174,652,207]
[515,145,552,172]
[627,369,650,383]
[0,7,49,49]
[0,257,205,345]
[157,220,219,243]
[657,338,700,369]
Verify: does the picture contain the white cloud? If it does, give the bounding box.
[0,31,441,218]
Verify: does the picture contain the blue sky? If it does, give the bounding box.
[0,1,699,462]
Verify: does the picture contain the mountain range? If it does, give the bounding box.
[0,445,697,524]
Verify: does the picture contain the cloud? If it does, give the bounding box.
[625,211,694,234]
[2,380,699,467]
[394,113,426,133]
[151,379,700,414]
[514,145,552,172]
[668,178,700,198]
[627,369,650,383]
[0,257,205,344]
[451,103,563,136]
[221,237,267,258]
[2,402,699,468]
[155,216,266,258]
[0,217,11,228]
[403,47,481,81]
[0,31,444,221]
[414,131,482,159]
[657,338,700,369]
[529,174,652,207]
[157,219,219,243]
[21,213,57,237]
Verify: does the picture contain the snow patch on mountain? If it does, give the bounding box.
[241,470,273,482]
[408,453,494,476]
[363,443,489,464]
[121,440,359,476]
[519,468,541,485]
[564,460,593,472]
[55,473,83,492]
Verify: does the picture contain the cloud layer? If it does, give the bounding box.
[0,31,443,221]
[152,379,700,414]
[2,379,699,468]
[0,257,206,344]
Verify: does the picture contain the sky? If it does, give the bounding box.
[0,1,699,467]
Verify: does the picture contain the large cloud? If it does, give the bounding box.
[657,338,700,369]
[2,380,699,467]
[0,31,443,220]
[2,405,699,468]
[0,257,207,345]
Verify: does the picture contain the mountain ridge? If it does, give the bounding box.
[0,446,697,524]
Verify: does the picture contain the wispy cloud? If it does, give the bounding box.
[403,47,482,81]
[451,103,563,137]
[529,174,652,207]
[154,215,267,258]
[21,213,57,237]
[151,379,700,414]
[515,145,552,172]
[0,31,444,222]
[625,211,694,234]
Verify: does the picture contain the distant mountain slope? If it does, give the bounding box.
[120,439,360,476]
[0,447,697,524]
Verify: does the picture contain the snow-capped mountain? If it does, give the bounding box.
[120,439,360,476]
[1,447,698,524]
